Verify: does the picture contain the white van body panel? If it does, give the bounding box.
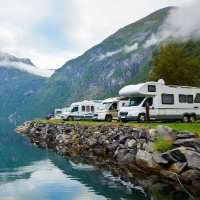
[59,100,102,121]
[118,80,200,122]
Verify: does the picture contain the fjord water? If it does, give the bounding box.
[0,118,147,200]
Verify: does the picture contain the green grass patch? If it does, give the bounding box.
[152,138,174,152]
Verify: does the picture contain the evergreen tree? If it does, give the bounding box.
[149,43,200,86]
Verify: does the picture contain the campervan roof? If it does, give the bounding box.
[119,81,160,97]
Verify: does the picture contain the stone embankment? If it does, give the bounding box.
[16,121,200,199]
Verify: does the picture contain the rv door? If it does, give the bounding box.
[142,97,156,119]
[70,106,79,119]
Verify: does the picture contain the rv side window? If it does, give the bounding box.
[179,94,186,103]
[82,106,85,111]
[86,106,90,112]
[91,106,94,112]
[194,93,200,103]
[162,94,174,104]
[56,111,62,114]
[72,107,79,112]
[187,95,193,103]
[148,85,156,92]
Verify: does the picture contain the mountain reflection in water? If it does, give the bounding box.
[0,118,147,200]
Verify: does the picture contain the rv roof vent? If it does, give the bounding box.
[158,79,165,85]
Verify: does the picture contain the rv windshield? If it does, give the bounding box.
[124,97,145,107]
[98,102,111,110]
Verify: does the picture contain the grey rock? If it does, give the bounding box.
[117,152,135,164]
[179,169,200,183]
[180,149,200,170]
[152,151,168,164]
[194,138,200,153]
[161,148,186,163]
[135,150,163,172]
[148,129,157,142]
[177,130,196,139]
[125,139,137,149]
[168,161,187,174]
[173,138,195,147]
[155,125,177,141]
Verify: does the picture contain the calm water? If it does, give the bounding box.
[0,118,148,200]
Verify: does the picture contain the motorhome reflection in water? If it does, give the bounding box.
[118,79,200,123]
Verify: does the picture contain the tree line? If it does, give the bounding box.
[149,40,200,87]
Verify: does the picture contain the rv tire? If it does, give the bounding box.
[105,115,112,122]
[189,115,196,123]
[182,115,189,123]
[137,113,146,123]
[67,116,74,121]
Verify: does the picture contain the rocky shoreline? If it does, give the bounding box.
[16,120,200,199]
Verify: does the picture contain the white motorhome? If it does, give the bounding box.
[92,97,127,122]
[54,107,69,119]
[118,79,200,123]
[60,100,102,121]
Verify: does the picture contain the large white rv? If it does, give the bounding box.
[60,100,102,121]
[92,97,127,122]
[118,79,200,123]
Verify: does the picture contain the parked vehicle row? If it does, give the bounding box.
[55,79,200,123]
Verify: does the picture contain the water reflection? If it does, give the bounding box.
[0,118,147,200]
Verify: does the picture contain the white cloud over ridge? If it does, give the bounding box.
[0,0,196,76]
[0,60,54,77]
[97,43,139,61]
[143,0,200,48]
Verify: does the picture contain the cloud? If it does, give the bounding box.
[0,60,54,78]
[143,0,200,48]
[0,0,194,70]
[97,43,139,61]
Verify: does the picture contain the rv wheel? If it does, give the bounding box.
[137,114,146,123]
[67,116,74,121]
[189,115,196,123]
[105,115,112,122]
[182,115,189,123]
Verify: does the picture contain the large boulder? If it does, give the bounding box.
[180,149,200,170]
[135,150,163,172]
[155,125,177,141]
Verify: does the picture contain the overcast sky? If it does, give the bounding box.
[0,0,197,76]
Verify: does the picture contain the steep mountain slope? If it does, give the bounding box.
[16,7,173,119]
[0,52,46,118]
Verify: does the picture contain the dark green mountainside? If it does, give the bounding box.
[0,52,46,118]
[15,7,174,119]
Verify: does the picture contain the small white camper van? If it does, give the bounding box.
[60,100,102,121]
[54,107,69,119]
[92,97,127,122]
[118,79,200,123]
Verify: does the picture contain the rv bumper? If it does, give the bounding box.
[118,116,137,121]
